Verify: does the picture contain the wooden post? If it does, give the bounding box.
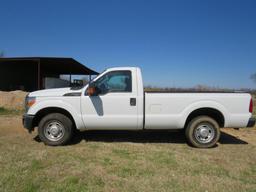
[69,74,72,86]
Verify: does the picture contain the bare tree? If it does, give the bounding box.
[251,73,256,83]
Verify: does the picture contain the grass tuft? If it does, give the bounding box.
[0,107,23,116]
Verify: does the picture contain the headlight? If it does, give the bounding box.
[25,96,36,112]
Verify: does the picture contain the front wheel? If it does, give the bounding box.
[185,116,220,148]
[38,113,74,146]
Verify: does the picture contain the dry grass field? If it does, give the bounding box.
[0,92,255,192]
[0,115,255,192]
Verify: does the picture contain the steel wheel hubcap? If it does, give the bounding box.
[194,124,215,143]
[44,121,65,141]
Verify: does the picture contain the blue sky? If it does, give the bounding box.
[0,0,256,89]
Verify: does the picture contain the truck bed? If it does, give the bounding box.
[144,92,251,129]
[145,90,244,93]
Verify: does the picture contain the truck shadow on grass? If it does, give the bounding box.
[57,130,248,145]
[33,130,248,146]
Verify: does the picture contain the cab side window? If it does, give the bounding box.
[95,71,132,94]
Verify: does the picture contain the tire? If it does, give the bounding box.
[38,113,73,146]
[185,116,220,148]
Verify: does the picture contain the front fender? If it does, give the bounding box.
[27,98,84,130]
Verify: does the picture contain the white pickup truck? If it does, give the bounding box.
[23,67,255,148]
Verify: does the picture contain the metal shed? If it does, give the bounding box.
[0,57,98,91]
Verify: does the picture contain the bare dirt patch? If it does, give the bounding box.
[0,116,25,136]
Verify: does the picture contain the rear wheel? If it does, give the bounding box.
[38,113,73,146]
[185,116,220,148]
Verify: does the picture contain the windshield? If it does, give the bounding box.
[70,70,106,90]
[89,69,106,83]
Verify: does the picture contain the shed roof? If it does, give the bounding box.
[0,57,99,75]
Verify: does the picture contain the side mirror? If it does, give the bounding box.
[86,85,97,96]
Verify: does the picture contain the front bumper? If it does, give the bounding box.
[247,117,256,127]
[23,114,35,132]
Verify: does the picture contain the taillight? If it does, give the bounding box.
[249,98,253,113]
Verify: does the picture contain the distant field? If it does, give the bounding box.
[0,116,255,192]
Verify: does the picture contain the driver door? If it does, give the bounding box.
[81,70,139,130]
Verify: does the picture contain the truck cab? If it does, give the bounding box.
[81,67,144,130]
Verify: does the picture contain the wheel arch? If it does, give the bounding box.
[184,107,225,128]
[32,107,77,129]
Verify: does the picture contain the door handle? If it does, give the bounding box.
[130,98,136,106]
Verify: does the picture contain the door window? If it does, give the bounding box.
[94,71,132,94]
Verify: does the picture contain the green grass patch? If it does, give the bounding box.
[0,107,23,116]
[30,159,44,171]
[112,148,131,159]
